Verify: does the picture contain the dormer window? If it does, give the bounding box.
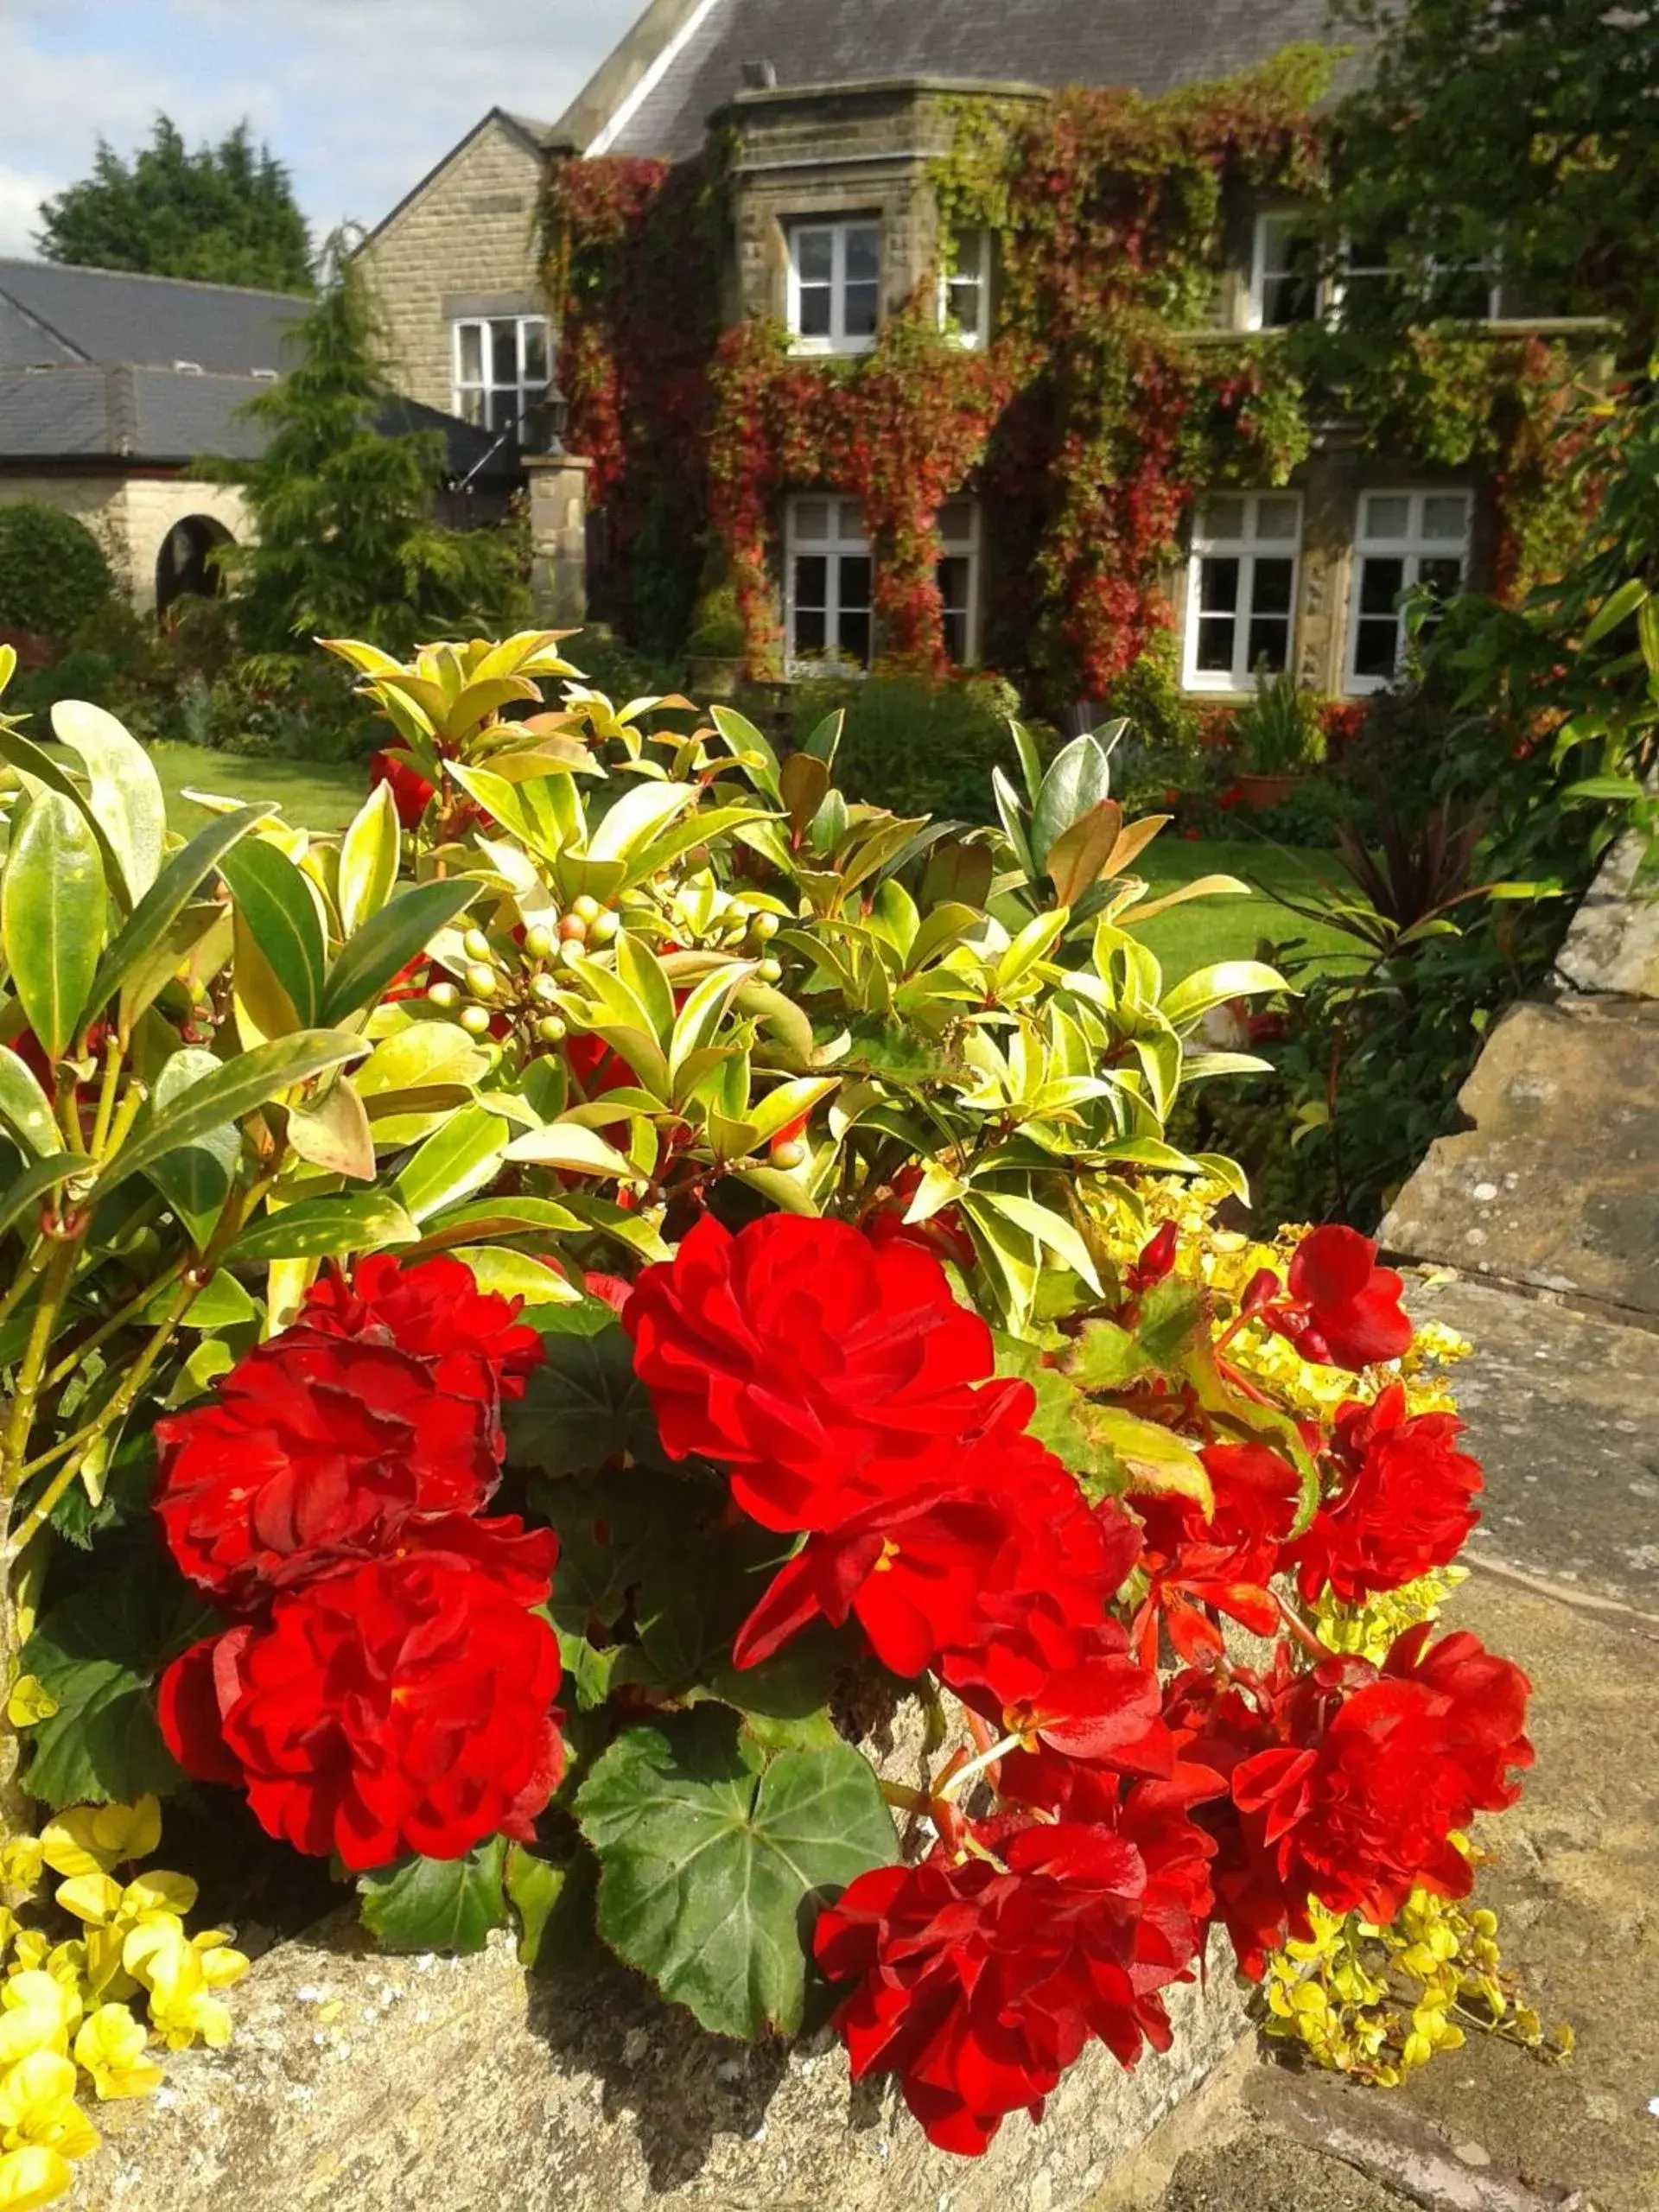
[940,229,992,348]
[1247,213,1322,330]
[786,219,880,355]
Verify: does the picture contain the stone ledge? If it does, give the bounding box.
[74,1915,1250,2212]
[1552,831,1659,1001]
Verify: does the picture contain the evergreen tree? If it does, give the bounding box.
[209,240,527,658]
[37,116,313,294]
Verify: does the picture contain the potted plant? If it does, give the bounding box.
[1232,664,1328,807]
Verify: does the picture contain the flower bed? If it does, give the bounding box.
[0,636,1553,2206]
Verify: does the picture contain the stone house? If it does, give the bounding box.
[0,258,518,622]
[364,0,1605,702]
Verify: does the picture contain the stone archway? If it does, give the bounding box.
[155,513,234,617]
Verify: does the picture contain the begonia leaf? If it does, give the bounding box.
[356,1837,510,1955]
[505,1300,665,1478]
[576,1708,898,2040]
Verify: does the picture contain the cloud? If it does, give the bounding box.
[0,0,639,250]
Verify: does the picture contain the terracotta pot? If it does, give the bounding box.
[1232,771,1300,809]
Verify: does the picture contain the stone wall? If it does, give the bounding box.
[0,473,251,613]
[359,115,548,416]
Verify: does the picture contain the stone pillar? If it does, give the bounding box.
[524,453,592,628]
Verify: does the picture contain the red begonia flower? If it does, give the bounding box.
[1168,1627,1531,1975]
[1266,1224,1413,1370]
[1132,1441,1303,1664]
[1290,1385,1483,1603]
[159,1554,565,1872]
[368,748,435,830]
[623,1213,1027,1531]
[813,1806,1211,2154]
[302,1252,543,1413]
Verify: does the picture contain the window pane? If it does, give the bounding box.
[1363,495,1410,541]
[938,554,970,613]
[796,229,833,283]
[839,556,873,613]
[1196,615,1236,674]
[1418,556,1464,601]
[947,274,982,334]
[793,554,828,607]
[837,609,872,664]
[1250,557,1294,616]
[1421,494,1469,541]
[522,320,550,381]
[842,281,880,337]
[491,389,521,433]
[1359,556,1405,616]
[1353,617,1398,680]
[837,499,867,544]
[459,389,486,428]
[798,285,831,338]
[938,499,974,548]
[491,321,518,384]
[1198,498,1245,545]
[845,226,880,283]
[1254,498,1299,543]
[942,604,968,665]
[792,499,830,543]
[1198,556,1240,614]
[1247,617,1290,674]
[457,324,483,382]
[794,609,827,656]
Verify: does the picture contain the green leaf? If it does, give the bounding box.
[503,1119,636,1179]
[1160,960,1284,1030]
[337,779,402,938]
[448,1246,578,1304]
[0,1046,63,1158]
[356,1839,510,1955]
[505,1842,597,1970]
[575,1708,898,2040]
[51,699,165,905]
[87,804,272,1034]
[709,704,782,803]
[504,1300,663,1478]
[321,877,481,1027]
[0,1154,82,1240]
[391,1100,508,1220]
[99,1031,367,1194]
[1032,733,1115,868]
[1063,1317,1157,1391]
[3,790,105,1062]
[1078,1404,1212,1511]
[226,1190,420,1264]
[142,1046,239,1247]
[217,836,325,1029]
[1580,575,1648,648]
[22,1551,218,1807]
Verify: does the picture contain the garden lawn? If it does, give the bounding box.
[148,743,366,835]
[1130,837,1357,984]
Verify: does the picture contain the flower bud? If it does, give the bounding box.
[769,1139,807,1171]
[530,972,561,1006]
[757,957,783,983]
[428,980,460,1011]
[749,912,780,942]
[572,894,601,924]
[558,939,587,969]
[466,963,497,1000]
[536,1015,567,1044]
[524,924,555,961]
[588,911,620,944]
[558,914,588,943]
[460,1004,493,1035]
[462,927,492,963]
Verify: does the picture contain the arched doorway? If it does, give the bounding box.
[155,515,233,616]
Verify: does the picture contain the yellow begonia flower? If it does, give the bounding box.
[39,1800,162,1884]
[120,1925,238,2052]
[0,1847,42,1900]
[0,2144,75,2211]
[73,2006,164,2102]
[3,1682,57,1732]
[0,2055,97,2161]
[0,1979,77,2069]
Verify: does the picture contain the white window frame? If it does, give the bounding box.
[1328,237,1502,327]
[785,496,873,675]
[938,228,993,349]
[451,314,550,434]
[1246,212,1325,332]
[1182,492,1304,694]
[936,497,980,665]
[785,219,881,356]
[1344,488,1473,696]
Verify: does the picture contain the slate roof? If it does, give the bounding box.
[588,0,1373,161]
[0,259,308,374]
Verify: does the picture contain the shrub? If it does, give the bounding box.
[0,500,114,638]
[1233,669,1329,775]
[0,633,1550,2196]
[789,669,1035,821]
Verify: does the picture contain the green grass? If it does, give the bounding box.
[1130,836,1358,983]
[147,743,366,835]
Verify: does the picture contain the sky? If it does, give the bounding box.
[0,0,643,259]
